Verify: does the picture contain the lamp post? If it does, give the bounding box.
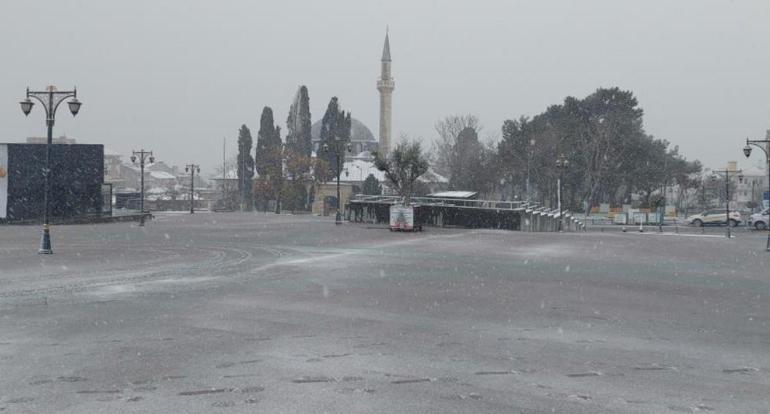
[743,136,770,251]
[322,136,352,225]
[555,153,569,232]
[711,168,742,239]
[20,86,82,254]
[130,150,154,226]
[185,164,200,214]
[527,139,535,202]
[274,151,288,215]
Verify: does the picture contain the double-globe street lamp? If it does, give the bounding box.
[743,136,770,251]
[185,164,200,214]
[555,153,569,232]
[322,136,352,225]
[19,86,82,254]
[131,150,154,226]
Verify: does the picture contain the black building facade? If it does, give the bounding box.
[1,143,103,221]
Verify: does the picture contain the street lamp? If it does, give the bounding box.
[527,139,536,202]
[322,136,352,225]
[711,168,741,239]
[743,136,770,251]
[556,154,569,232]
[555,153,569,232]
[131,150,154,226]
[185,164,200,214]
[19,86,82,254]
[274,150,288,215]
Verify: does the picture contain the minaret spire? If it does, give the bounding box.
[382,27,391,62]
[377,28,395,156]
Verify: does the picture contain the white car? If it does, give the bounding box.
[748,208,769,230]
[685,209,742,227]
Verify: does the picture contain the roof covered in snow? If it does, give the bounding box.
[426,191,478,199]
[149,171,176,180]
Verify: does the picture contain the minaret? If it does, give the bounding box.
[377,29,395,156]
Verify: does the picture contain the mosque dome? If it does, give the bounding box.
[310,118,379,155]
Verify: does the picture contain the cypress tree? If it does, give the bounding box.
[255,106,282,178]
[319,97,352,178]
[236,124,255,209]
[286,85,312,158]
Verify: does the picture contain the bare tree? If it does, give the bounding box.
[432,114,481,177]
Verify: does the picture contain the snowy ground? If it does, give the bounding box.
[1,213,769,413]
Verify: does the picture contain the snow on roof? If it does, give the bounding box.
[420,168,449,184]
[427,191,477,199]
[150,171,176,180]
[342,159,385,182]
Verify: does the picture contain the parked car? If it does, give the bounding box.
[747,208,769,230]
[685,209,742,227]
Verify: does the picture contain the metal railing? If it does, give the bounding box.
[348,194,585,232]
[349,194,529,211]
[519,208,586,232]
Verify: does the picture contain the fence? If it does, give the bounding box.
[347,195,585,232]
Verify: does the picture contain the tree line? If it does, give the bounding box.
[234,86,369,212]
[233,86,699,214]
[432,87,702,213]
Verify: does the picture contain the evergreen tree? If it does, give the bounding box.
[236,124,255,210]
[255,106,283,178]
[286,85,312,158]
[319,97,352,178]
[254,107,284,211]
[494,87,702,211]
[362,174,383,195]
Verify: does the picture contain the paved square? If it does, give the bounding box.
[1,213,769,413]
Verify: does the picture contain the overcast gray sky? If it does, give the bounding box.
[2,0,769,175]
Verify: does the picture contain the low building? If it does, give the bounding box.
[1,143,103,221]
